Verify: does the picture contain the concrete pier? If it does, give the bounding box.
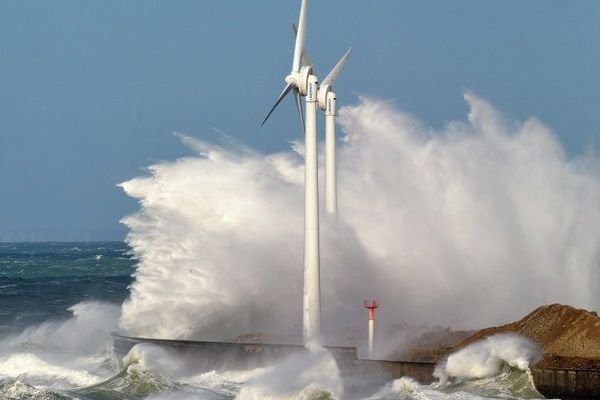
[531,367,600,399]
[112,334,600,399]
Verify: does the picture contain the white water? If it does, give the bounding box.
[119,93,600,353]
[434,334,541,383]
[0,303,541,399]
[360,335,543,400]
[0,302,120,389]
[121,341,341,400]
[236,342,342,400]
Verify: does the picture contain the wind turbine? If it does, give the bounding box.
[261,0,321,344]
[317,49,352,216]
[291,25,351,217]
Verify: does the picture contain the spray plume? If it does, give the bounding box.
[119,93,600,348]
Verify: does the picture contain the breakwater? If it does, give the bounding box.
[531,366,600,399]
[112,334,600,399]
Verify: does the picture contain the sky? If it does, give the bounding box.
[0,1,599,241]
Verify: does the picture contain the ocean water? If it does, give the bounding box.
[0,242,133,337]
[0,242,545,400]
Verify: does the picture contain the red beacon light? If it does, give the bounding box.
[364,299,379,320]
[364,299,379,358]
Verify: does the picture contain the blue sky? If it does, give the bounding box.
[1,1,599,241]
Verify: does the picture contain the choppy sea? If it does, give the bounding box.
[0,242,544,400]
[0,242,133,337]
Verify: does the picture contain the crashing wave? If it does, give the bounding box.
[0,302,120,391]
[427,334,544,399]
[434,334,541,383]
[0,378,73,400]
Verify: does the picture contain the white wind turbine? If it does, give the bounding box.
[318,49,351,216]
[291,26,351,216]
[261,0,322,344]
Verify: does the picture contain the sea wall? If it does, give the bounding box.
[531,367,600,399]
[113,334,600,399]
[346,359,435,385]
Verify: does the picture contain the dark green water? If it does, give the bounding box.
[0,242,134,336]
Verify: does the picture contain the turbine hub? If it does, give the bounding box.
[286,66,313,97]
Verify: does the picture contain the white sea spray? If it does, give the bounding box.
[118,93,600,349]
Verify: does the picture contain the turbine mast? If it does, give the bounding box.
[261,0,325,345]
[318,48,351,216]
[303,74,321,343]
[325,92,337,215]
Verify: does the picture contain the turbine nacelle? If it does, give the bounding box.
[317,84,332,111]
[261,0,310,130]
[285,65,314,96]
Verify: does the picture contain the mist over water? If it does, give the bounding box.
[119,93,600,348]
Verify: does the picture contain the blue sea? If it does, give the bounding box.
[0,242,133,337]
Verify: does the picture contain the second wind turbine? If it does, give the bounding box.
[318,48,352,216]
[292,24,352,217]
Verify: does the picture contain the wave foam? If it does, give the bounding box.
[0,301,120,390]
[434,334,542,382]
[120,342,341,400]
[236,346,342,400]
[0,353,100,388]
[4,301,119,354]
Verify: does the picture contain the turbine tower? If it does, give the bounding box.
[261,0,321,344]
[317,49,352,216]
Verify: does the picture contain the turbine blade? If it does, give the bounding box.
[261,83,293,127]
[292,23,312,69]
[322,48,352,87]
[292,0,307,73]
[294,88,305,133]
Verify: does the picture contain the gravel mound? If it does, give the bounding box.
[456,304,600,369]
